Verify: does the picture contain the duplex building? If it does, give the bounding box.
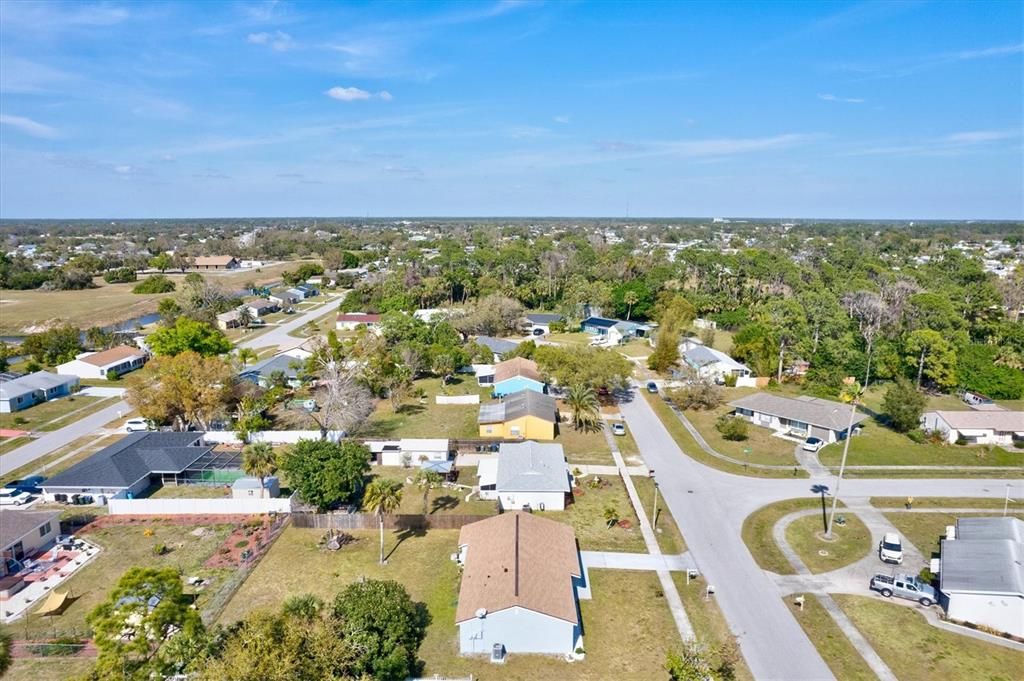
[479,390,558,440]
[477,441,570,511]
[729,392,867,443]
[922,410,1024,446]
[0,371,79,413]
[455,513,584,656]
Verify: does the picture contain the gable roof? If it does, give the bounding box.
[241,354,304,379]
[683,345,749,373]
[0,371,77,400]
[494,357,542,384]
[336,313,382,323]
[581,316,617,329]
[929,410,1024,433]
[496,441,569,493]
[0,509,62,550]
[526,313,562,324]
[940,518,1024,596]
[246,298,277,311]
[43,432,210,490]
[729,392,868,432]
[194,255,237,267]
[478,390,557,424]
[475,335,518,354]
[76,345,145,368]
[456,513,580,624]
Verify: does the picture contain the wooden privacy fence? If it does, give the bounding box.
[291,512,493,530]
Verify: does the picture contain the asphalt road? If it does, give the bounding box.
[0,400,129,476]
[618,385,1014,681]
[237,296,343,352]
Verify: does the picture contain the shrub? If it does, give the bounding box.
[133,274,176,294]
[955,434,968,446]
[12,416,27,426]
[152,543,168,556]
[715,415,748,441]
[105,369,119,381]
[906,429,926,444]
[102,267,137,284]
[722,373,737,388]
[882,378,927,433]
[667,381,723,411]
[234,539,249,549]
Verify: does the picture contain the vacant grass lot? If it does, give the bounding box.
[362,377,486,439]
[785,596,875,681]
[3,658,96,681]
[631,474,686,554]
[1,523,233,639]
[543,476,647,552]
[741,497,841,575]
[785,512,871,574]
[643,391,806,479]
[834,595,1024,681]
[369,466,497,516]
[673,574,755,681]
[884,511,1024,561]
[0,395,109,433]
[557,422,614,465]
[221,526,684,681]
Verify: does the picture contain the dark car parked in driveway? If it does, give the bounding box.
[4,475,46,495]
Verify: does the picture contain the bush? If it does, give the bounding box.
[105,369,120,381]
[235,539,249,549]
[667,382,723,411]
[152,543,168,556]
[133,274,176,294]
[715,415,748,441]
[882,378,927,432]
[722,373,737,388]
[102,267,137,284]
[906,429,926,444]
[28,636,83,657]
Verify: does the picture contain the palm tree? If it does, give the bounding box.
[363,479,403,564]
[241,442,277,497]
[237,347,257,368]
[413,469,443,515]
[603,504,620,528]
[565,383,600,431]
[236,305,254,331]
[623,291,640,320]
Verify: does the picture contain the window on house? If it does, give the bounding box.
[39,522,52,537]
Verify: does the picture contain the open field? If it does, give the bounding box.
[543,476,647,552]
[741,497,838,575]
[220,526,683,680]
[631,474,686,554]
[0,395,112,433]
[833,594,1024,681]
[362,377,486,439]
[884,511,1024,561]
[784,596,875,681]
[785,512,871,574]
[557,422,614,465]
[369,466,498,515]
[1,522,233,639]
[673,573,754,680]
[642,391,806,478]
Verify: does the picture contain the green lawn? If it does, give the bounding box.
[784,596,876,681]
[0,436,31,455]
[557,423,614,465]
[614,426,642,461]
[785,512,871,574]
[673,574,754,681]
[0,395,109,433]
[619,338,652,357]
[545,332,592,346]
[541,476,647,552]
[682,396,799,467]
[884,511,1024,561]
[632,475,687,554]
[819,418,1022,468]
[870,496,1020,510]
[3,658,96,681]
[361,377,485,439]
[834,595,1024,681]
[1,523,233,639]
[741,497,839,575]
[369,466,498,515]
[220,526,684,679]
[643,391,806,479]
[144,484,233,499]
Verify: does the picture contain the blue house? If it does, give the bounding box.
[492,357,546,397]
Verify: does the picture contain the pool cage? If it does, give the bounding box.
[155,449,246,486]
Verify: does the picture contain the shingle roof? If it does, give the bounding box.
[76,345,145,368]
[683,345,749,373]
[496,441,569,493]
[478,390,557,424]
[930,410,1024,433]
[0,371,77,400]
[43,432,210,490]
[194,255,236,267]
[581,317,617,329]
[336,313,381,323]
[475,336,518,354]
[940,517,1024,597]
[246,298,277,311]
[526,313,562,324]
[456,513,580,624]
[729,392,868,432]
[242,354,304,379]
[494,357,542,384]
[0,509,61,550]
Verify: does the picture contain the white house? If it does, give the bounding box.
[473,364,496,387]
[370,439,450,467]
[939,517,1023,638]
[729,392,868,443]
[57,345,147,381]
[1,509,61,577]
[921,410,1024,446]
[336,312,382,331]
[0,371,79,413]
[477,441,570,511]
[678,338,751,382]
[524,312,562,335]
[456,513,584,657]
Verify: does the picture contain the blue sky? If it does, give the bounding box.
[1,0,1021,219]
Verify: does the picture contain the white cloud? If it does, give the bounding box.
[844,129,1020,157]
[247,31,294,51]
[818,93,865,103]
[944,130,1018,144]
[0,114,59,139]
[324,86,393,102]
[955,43,1024,60]
[553,115,570,124]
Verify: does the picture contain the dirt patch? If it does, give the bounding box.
[206,517,285,569]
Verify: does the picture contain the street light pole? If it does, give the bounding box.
[652,480,660,530]
[826,392,860,539]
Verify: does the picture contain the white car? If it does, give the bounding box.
[802,437,825,452]
[879,532,904,564]
[0,490,31,506]
[124,418,151,433]
[611,422,626,436]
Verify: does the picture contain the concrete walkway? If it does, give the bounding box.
[600,423,695,641]
[581,550,696,572]
[794,444,831,478]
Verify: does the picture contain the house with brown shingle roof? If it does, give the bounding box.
[455,513,584,656]
[492,357,546,397]
[56,345,147,380]
[193,255,239,270]
[922,410,1024,446]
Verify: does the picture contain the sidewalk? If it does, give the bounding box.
[581,550,696,572]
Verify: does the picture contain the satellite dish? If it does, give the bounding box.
[475,608,487,619]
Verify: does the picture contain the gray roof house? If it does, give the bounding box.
[239,354,306,388]
[939,517,1024,638]
[474,335,519,360]
[678,341,751,381]
[0,371,79,413]
[729,392,868,443]
[41,432,212,499]
[478,390,558,425]
[477,441,570,511]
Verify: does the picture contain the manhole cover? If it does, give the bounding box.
[818,550,830,557]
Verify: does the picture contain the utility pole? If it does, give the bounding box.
[826,389,861,539]
[652,479,660,530]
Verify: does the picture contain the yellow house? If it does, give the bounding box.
[478,390,558,440]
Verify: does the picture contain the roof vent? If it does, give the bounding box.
[475,608,487,619]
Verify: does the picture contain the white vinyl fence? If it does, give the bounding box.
[108,495,294,515]
[435,394,480,405]
[202,430,345,445]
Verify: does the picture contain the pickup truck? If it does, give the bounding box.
[869,573,937,606]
